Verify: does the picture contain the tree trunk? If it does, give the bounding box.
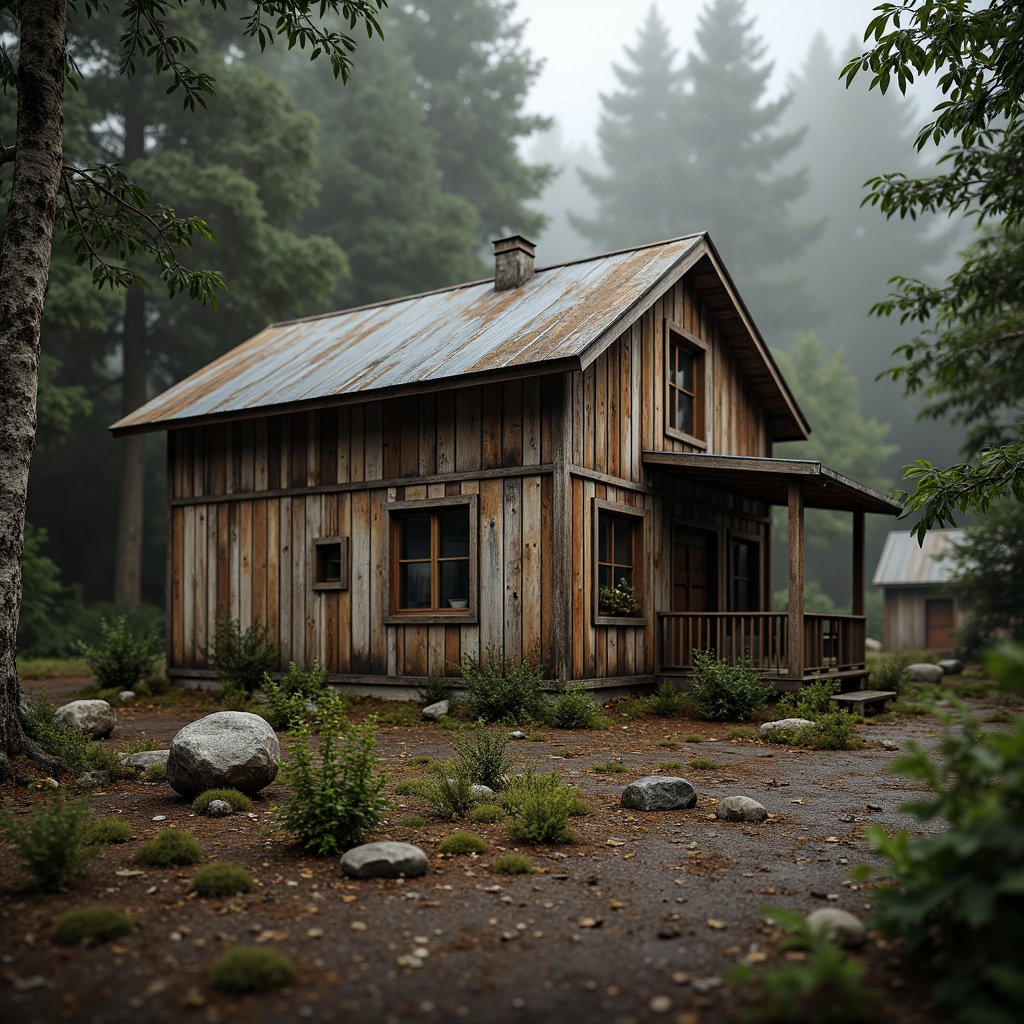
[112,92,148,607]
[0,0,68,781]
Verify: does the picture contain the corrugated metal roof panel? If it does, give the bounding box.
[872,529,965,586]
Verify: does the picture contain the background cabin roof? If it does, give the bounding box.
[872,529,965,587]
[111,233,808,440]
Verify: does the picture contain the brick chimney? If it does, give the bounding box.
[493,235,536,291]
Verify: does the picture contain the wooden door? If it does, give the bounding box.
[672,527,715,612]
[925,597,955,650]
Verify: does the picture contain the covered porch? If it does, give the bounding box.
[642,452,902,686]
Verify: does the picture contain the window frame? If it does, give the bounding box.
[728,532,763,612]
[592,498,649,626]
[664,320,709,450]
[384,495,478,624]
[312,536,350,592]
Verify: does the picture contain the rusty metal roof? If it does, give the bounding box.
[872,529,965,586]
[111,233,806,438]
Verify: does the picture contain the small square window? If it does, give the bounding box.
[313,537,349,591]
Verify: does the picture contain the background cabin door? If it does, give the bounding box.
[672,526,716,612]
[925,597,955,650]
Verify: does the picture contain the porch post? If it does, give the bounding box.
[787,478,805,680]
[852,509,865,617]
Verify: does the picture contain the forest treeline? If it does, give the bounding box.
[11,0,967,652]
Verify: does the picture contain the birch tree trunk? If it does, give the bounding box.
[0,0,67,780]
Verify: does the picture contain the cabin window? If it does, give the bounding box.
[593,499,648,623]
[664,321,708,448]
[386,496,478,622]
[730,537,760,612]
[312,537,349,591]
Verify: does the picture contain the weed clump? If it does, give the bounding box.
[421,769,476,820]
[397,815,428,827]
[201,616,278,697]
[19,685,90,776]
[689,651,772,721]
[438,831,487,855]
[649,680,686,717]
[53,905,135,945]
[493,853,533,875]
[547,683,602,729]
[1,792,98,891]
[461,647,546,724]
[416,672,452,707]
[142,763,166,782]
[190,862,254,897]
[689,757,720,770]
[208,946,295,993]
[76,616,162,692]
[503,769,582,845]
[468,803,504,824]
[453,722,512,790]
[86,815,132,845]
[192,789,253,815]
[258,662,332,729]
[136,829,203,867]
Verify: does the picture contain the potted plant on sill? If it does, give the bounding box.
[598,579,641,617]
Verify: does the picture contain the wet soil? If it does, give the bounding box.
[1,682,998,1024]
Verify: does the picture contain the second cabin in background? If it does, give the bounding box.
[113,234,900,693]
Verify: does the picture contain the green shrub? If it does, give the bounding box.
[589,761,628,773]
[192,788,253,814]
[416,672,452,707]
[76,615,162,691]
[397,815,428,827]
[728,726,758,740]
[190,862,254,897]
[209,946,295,994]
[201,616,278,695]
[658,739,680,749]
[438,830,487,855]
[503,769,581,844]
[142,763,167,782]
[1,792,99,891]
[468,803,504,823]
[649,680,686,717]
[547,683,602,729]
[769,681,860,750]
[53,905,135,945]
[658,761,683,771]
[684,734,704,743]
[493,853,533,875]
[460,646,546,724]
[83,742,139,780]
[393,777,433,797]
[85,815,132,845]
[870,653,912,695]
[689,757,720,770]
[453,722,512,790]
[19,685,90,776]
[689,651,772,721]
[271,704,388,855]
[258,662,332,729]
[144,673,170,696]
[422,769,477,820]
[731,906,879,1023]
[615,696,649,721]
[136,829,203,867]
[855,646,1024,1022]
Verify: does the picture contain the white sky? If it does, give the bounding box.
[512,0,882,145]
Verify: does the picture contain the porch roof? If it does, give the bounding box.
[641,452,902,515]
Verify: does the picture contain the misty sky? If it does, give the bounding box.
[514,0,882,145]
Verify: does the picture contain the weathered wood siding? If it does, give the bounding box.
[882,587,963,650]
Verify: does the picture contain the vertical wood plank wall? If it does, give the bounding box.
[882,587,962,650]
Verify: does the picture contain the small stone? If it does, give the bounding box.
[620,776,697,811]
[867,803,882,812]
[509,731,527,741]
[907,663,944,684]
[714,795,768,822]
[205,799,232,818]
[881,740,900,751]
[421,700,449,722]
[118,691,136,704]
[649,995,672,1014]
[806,908,867,948]
[341,841,428,879]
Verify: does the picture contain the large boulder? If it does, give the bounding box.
[620,776,697,811]
[166,711,279,799]
[907,663,944,684]
[758,718,814,740]
[55,699,116,739]
[341,841,428,879]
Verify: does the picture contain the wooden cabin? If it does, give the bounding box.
[112,234,901,693]
[873,529,965,651]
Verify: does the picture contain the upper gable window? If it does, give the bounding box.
[665,321,708,448]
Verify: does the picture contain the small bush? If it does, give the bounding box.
[258,662,332,729]
[136,829,203,867]
[438,830,487,855]
[503,769,581,845]
[422,769,477,820]
[689,757,720,770]
[871,653,912,695]
[201,616,278,694]
[76,615,162,692]
[19,685,90,776]
[453,722,512,790]
[271,704,388,855]
[192,789,253,814]
[468,803,504,823]
[770,681,860,750]
[556,746,583,757]
[1,792,98,891]
[548,683,602,729]
[461,646,546,724]
[144,673,170,696]
[209,946,295,994]
[493,853,533,875]
[689,651,772,721]
[658,739,680,749]
[393,777,433,797]
[615,696,649,721]
[416,672,452,707]
[397,815,428,827]
[142,763,167,782]
[658,761,683,771]
[649,680,686,717]
[589,761,628,773]
[190,862,254,897]
[53,905,135,945]
[728,726,758,740]
[83,742,138,781]
[408,755,434,767]
[86,815,132,845]
[685,734,704,743]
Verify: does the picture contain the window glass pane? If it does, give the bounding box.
[324,547,342,581]
[400,515,431,560]
[677,392,693,435]
[598,517,609,562]
[613,518,632,566]
[440,560,470,607]
[613,567,633,589]
[598,564,611,590]
[399,562,431,608]
[678,350,694,392]
[439,510,469,558]
[737,542,750,577]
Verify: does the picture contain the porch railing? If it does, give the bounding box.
[658,612,866,679]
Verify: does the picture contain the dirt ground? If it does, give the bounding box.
[0,679,994,1024]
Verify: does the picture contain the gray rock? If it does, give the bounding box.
[77,771,113,787]
[166,711,280,799]
[205,799,233,818]
[937,658,963,676]
[620,776,697,811]
[422,700,449,721]
[509,730,527,741]
[715,795,768,822]
[55,699,116,739]
[881,739,900,751]
[907,663,944,684]
[758,718,814,740]
[118,748,170,769]
[118,691,136,704]
[805,908,866,948]
[470,784,496,802]
[341,841,429,879]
